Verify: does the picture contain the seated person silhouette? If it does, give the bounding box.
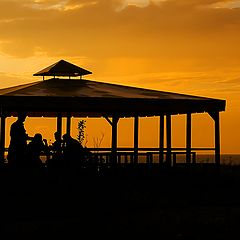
[51,132,63,154]
[7,112,32,168]
[46,132,63,168]
[62,133,83,167]
[26,133,49,168]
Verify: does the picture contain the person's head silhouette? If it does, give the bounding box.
[32,133,43,144]
[17,112,27,122]
[54,132,61,141]
[62,133,71,142]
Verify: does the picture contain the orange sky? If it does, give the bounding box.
[0,0,240,153]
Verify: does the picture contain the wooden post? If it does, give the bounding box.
[134,116,139,164]
[57,113,62,138]
[186,113,192,164]
[105,116,120,167]
[208,111,221,166]
[111,116,119,166]
[214,112,220,166]
[0,115,6,164]
[159,115,164,164]
[66,114,71,136]
[166,115,172,166]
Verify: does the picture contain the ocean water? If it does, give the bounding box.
[198,154,240,165]
[136,154,240,165]
[160,154,240,165]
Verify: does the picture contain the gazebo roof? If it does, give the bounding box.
[33,60,92,77]
[0,77,226,118]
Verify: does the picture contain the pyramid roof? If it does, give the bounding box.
[33,60,92,77]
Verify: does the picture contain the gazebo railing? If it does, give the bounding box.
[87,147,216,166]
[3,147,217,166]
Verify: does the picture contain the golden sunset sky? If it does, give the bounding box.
[0,0,240,154]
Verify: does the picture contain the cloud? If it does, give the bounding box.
[25,0,98,11]
[0,0,240,75]
[115,0,240,10]
[116,0,166,10]
[218,77,240,85]
[209,0,240,9]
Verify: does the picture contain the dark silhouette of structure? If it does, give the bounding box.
[0,61,231,238]
[0,60,226,166]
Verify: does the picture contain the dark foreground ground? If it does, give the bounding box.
[0,164,240,239]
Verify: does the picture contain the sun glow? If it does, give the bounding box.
[0,0,239,153]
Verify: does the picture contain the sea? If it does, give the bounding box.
[124,154,240,166]
[173,154,240,165]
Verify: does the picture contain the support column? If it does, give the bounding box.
[0,115,6,164]
[111,116,119,166]
[66,114,71,136]
[166,115,172,166]
[186,113,192,164]
[215,112,220,166]
[209,111,221,166]
[159,115,164,164]
[57,113,62,138]
[105,116,119,166]
[134,116,139,164]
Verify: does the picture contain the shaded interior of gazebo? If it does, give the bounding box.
[0,60,226,166]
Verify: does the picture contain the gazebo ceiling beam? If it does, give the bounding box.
[104,116,113,126]
[3,109,224,118]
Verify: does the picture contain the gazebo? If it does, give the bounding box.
[0,60,226,166]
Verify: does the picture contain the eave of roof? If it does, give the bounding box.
[0,78,226,117]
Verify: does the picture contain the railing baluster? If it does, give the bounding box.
[192,152,196,164]
[124,154,128,165]
[173,153,176,166]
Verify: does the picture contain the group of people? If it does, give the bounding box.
[7,112,90,169]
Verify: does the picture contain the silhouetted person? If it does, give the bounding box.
[26,133,48,168]
[46,132,63,168]
[51,132,63,154]
[7,112,31,168]
[62,133,83,167]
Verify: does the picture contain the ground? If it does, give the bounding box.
[0,164,240,239]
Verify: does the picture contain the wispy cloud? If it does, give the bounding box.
[26,0,98,11]
[217,77,240,85]
[0,18,25,23]
[209,0,240,9]
[117,0,166,10]
[120,0,240,10]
